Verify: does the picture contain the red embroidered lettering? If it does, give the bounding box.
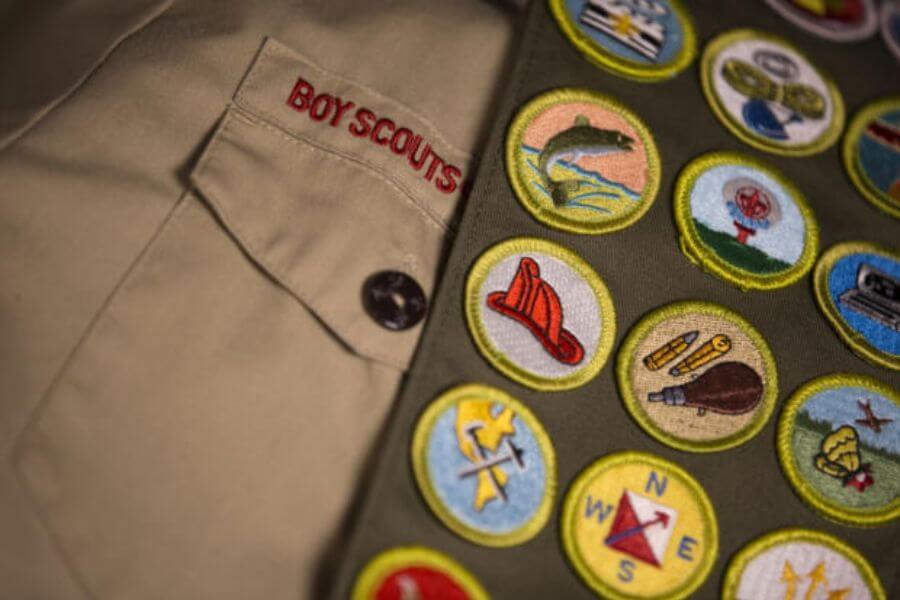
[390,128,414,155]
[424,153,444,182]
[372,118,395,146]
[349,108,376,137]
[309,94,334,122]
[436,164,461,194]
[284,74,464,196]
[331,98,355,127]
[286,78,314,112]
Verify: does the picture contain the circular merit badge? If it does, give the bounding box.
[465,237,615,391]
[548,0,696,81]
[506,88,661,235]
[351,546,490,600]
[813,242,900,370]
[882,1,900,62]
[700,29,845,156]
[843,97,900,219]
[722,529,886,600]
[764,0,878,42]
[561,452,718,600]
[411,384,556,546]
[617,301,779,453]
[777,374,900,526]
[674,151,819,291]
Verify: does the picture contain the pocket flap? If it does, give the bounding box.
[191,106,447,370]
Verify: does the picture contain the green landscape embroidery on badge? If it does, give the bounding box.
[791,388,899,511]
[693,221,791,274]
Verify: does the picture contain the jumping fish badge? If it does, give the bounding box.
[455,400,526,511]
[538,115,634,206]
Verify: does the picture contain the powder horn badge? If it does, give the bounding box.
[777,373,900,527]
[617,301,778,452]
[466,237,616,391]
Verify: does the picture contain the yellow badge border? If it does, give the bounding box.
[700,29,846,157]
[842,97,900,220]
[673,151,820,291]
[560,451,719,600]
[411,383,558,547]
[777,373,900,527]
[547,0,698,82]
[351,545,491,600]
[505,87,662,235]
[465,237,617,391]
[616,300,780,453]
[813,241,900,371]
[721,528,886,600]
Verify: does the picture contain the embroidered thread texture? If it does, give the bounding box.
[506,88,661,234]
[617,301,779,452]
[548,0,697,81]
[351,546,489,600]
[842,97,900,219]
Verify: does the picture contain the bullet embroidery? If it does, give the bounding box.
[842,97,900,219]
[548,0,697,81]
[700,29,845,156]
[813,242,900,370]
[763,0,879,42]
[560,452,718,600]
[777,374,900,527]
[505,88,661,235]
[466,237,616,391]
[351,546,489,600]
[616,301,778,453]
[721,529,886,600]
[411,384,557,547]
[674,151,819,291]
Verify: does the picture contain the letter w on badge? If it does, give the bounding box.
[456,400,526,510]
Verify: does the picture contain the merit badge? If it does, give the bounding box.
[842,97,900,219]
[764,0,878,42]
[411,384,556,546]
[561,452,718,600]
[777,374,900,526]
[674,152,819,291]
[506,88,661,235]
[882,1,900,62]
[722,529,886,600]
[548,0,696,81]
[465,237,615,391]
[617,301,779,452]
[351,546,490,600]
[700,29,845,156]
[813,242,900,370]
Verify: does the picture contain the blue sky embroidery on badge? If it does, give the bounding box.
[412,384,556,547]
[549,0,696,81]
[562,0,686,65]
[674,152,818,290]
[828,252,900,355]
[778,374,900,526]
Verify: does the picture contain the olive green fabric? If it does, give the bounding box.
[331,2,899,598]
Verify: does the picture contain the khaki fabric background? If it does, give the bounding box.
[0,1,520,598]
[331,1,899,599]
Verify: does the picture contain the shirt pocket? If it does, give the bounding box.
[189,105,446,370]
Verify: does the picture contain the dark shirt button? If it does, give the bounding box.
[362,271,428,331]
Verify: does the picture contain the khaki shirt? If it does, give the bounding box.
[0,2,517,598]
